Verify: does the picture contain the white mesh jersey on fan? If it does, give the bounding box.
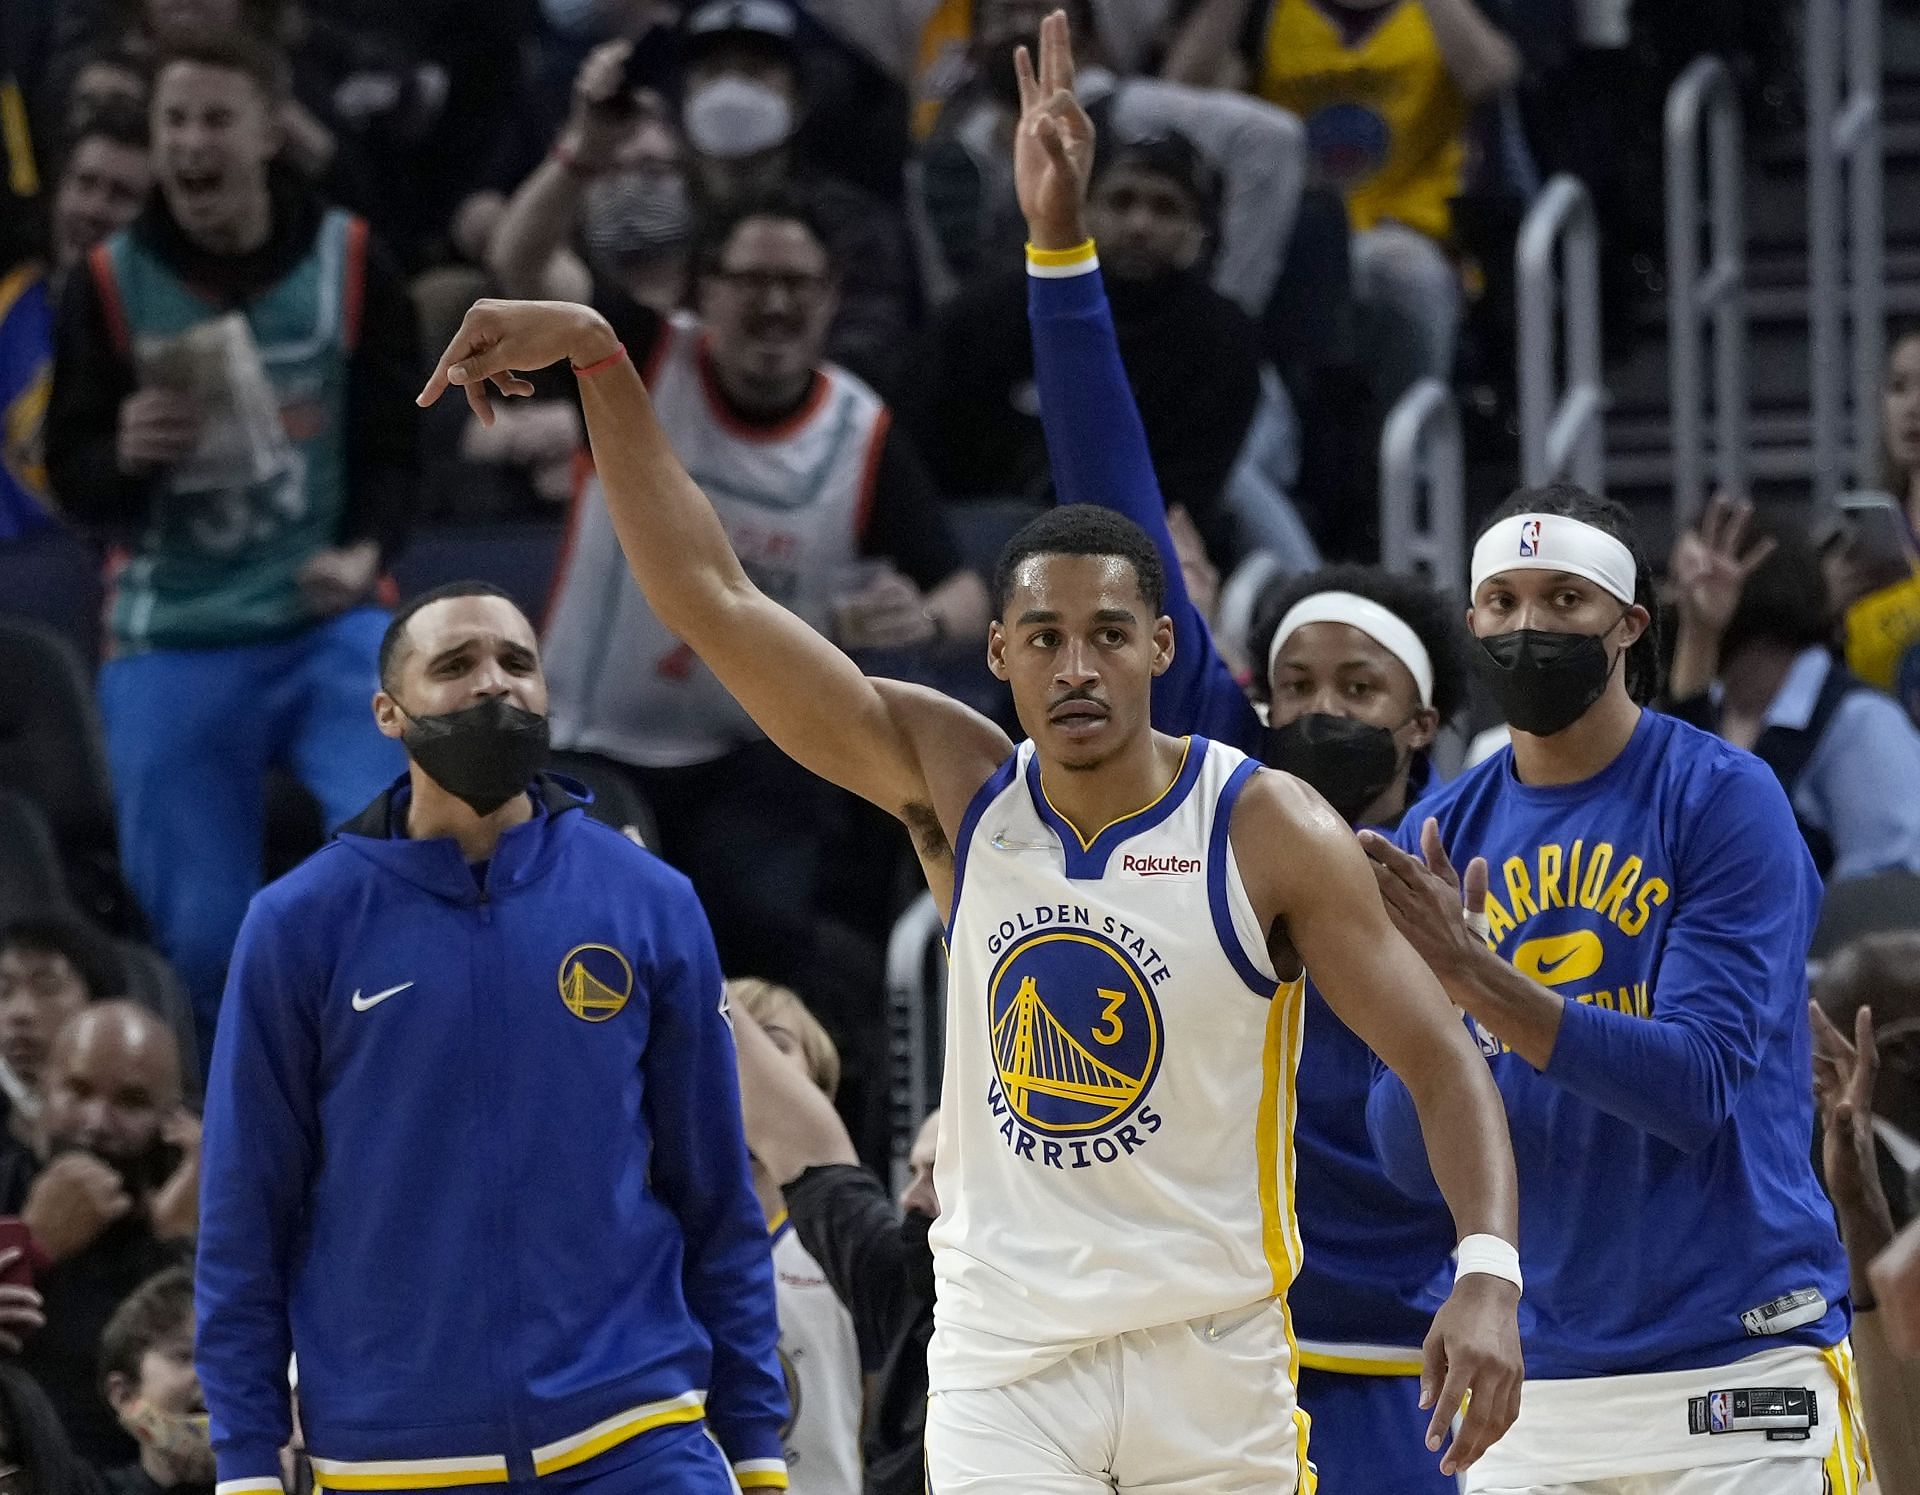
[542,312,890,768]
[931,733,1309,1392]
[770,1222,864,1495]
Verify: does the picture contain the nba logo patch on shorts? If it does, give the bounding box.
[1708,1392,1732,1432]
[1519,519,1542,556]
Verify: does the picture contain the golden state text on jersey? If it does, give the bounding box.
[982,917,1168,1170]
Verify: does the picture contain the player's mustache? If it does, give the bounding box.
[1047,689,1108,714]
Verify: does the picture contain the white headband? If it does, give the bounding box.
[1471,514,1637,605]
[1269,591,1434,708]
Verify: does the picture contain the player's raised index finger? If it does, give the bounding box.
[418,315,487,406]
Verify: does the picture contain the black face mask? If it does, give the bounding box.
[899,1208,936,1304]
[1266,712,1406,825]
[400,697,550,815]
[1474,624,1621,738]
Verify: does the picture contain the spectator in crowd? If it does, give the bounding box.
[1811,944,1920,1492]
[2,100,153,543]
[487,39,692,316]
[912,127,1268,568]
[197,582,787,1495]
[670,0,916,395]
[735,995,936,1495]
[1665,495,1920,882]
[1820,494,1920,729]
[0,1361,104,1495]
[918,0,1303,317]
[1884,320,1920,540]
[0,1003,195,1470]
[540,189,986,1003]
[98,1267,211,1495]
[60,42,154,145]
[45,32,419,1050]
[47,102,154,295]
[1166,0,1520,406]
[0,915,127,1164]
[474,38,687,514]
[727,978,862,1495]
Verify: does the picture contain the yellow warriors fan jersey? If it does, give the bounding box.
[1252,0,1469,241]
[929,736,1309,1391]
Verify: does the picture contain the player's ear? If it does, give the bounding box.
[1151,614,1175,677]
[1614,604,1652,649]
[372,690,407,741]
[986,620,1009,681]
[1404,705,1439,753]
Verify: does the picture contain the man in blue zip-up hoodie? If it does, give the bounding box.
[196,581,788,1495]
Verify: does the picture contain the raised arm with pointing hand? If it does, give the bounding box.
[417,302,1009,907]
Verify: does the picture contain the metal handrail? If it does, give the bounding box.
[1806,0,1884,501]
[885,891,945,1191]
[1518,174,1605,493]
[1379,378,1465,596]
[1666,55,1748,526]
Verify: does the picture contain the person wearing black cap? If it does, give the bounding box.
[911,125,1267,570]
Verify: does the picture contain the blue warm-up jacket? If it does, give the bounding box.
[196,775,788,1491]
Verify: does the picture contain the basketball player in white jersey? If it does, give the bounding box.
[418,25,1523,1486]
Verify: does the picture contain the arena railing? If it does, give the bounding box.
[1379,377,1466,598]
[1806,0,1884,502]
[1518,174,1605,494]
[886,890,946,1192]
[1666,55,1749,528]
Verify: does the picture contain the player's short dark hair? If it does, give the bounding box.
[1484,483,1663,705]
[1246,564,1471,725]
[152,28,288,102]
[98,1267,193,1397]
[991,505,1166,620]
[0,912,126,1002]
[379,581,518,694]
[694,187,835,281]
[62,94,150,165]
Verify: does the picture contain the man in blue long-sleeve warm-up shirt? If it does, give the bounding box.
[1360,489,1868,1494]
[196,581,788,1495]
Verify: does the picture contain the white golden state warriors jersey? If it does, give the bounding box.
[928,735,1309,1391]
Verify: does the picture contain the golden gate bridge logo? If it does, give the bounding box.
[987,931,1161,1135]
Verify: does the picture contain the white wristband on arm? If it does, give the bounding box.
[1456,1233,1522,1293]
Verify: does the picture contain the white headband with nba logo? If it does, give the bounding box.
[1470,513,1638,605]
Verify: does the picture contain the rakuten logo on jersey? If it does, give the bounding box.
[1120,853,1200,877]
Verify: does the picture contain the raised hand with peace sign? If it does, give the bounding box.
[1013,11,1097,252]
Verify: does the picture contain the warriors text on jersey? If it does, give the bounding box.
[930,735,1309,1397]
[1370,710,1850,1380]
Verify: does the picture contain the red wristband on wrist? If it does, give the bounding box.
[571,344,628,379]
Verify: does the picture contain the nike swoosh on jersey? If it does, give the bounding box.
[351,981,415,1012]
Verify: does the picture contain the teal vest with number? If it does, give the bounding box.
[89,208,366,653]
